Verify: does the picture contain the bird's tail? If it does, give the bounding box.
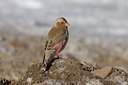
[42,53,45,65]
[44,49,55,71]
[45,53,55,71]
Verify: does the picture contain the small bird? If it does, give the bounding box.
[43,17,70,71]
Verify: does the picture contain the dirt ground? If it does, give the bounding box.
[9,59,128,85]
[0,31,128,85]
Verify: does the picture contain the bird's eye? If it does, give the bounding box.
[61,22,64,24]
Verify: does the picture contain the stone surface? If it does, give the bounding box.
[91,66,113,79]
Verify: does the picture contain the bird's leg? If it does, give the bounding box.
[55,54,65,64]
[57,54,63,59]
[57,54,59,58]
[54,54,62,59]
[56,54,60,59]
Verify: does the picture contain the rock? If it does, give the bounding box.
[0,78,11,85]
[12,59,116,85]
[106,67,128,84]
[91,66,113,79]
[2,59,128,85]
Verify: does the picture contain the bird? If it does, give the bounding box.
[42,17,70,71]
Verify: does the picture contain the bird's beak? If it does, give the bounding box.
[65,22,70,26]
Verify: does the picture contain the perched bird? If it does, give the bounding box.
[43,17,70,71]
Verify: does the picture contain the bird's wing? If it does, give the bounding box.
[61,29,69,51]
[43,28,68,60]
[46,28,68,50]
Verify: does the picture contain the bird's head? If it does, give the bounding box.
[54,17,70,28]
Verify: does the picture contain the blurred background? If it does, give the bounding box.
[0,0,128,80]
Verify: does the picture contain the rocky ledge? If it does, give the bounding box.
[6,59,127,85]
